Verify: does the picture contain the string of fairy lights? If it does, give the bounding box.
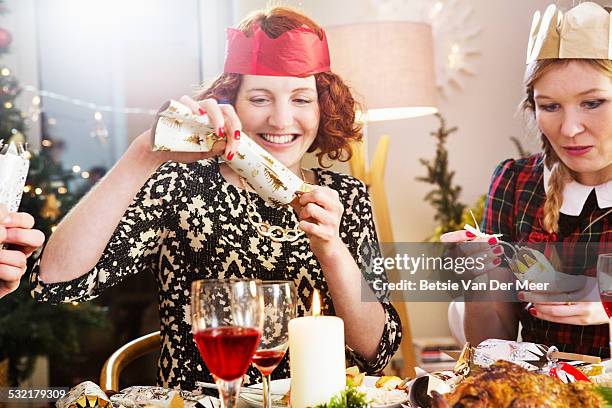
[1,67,158,184]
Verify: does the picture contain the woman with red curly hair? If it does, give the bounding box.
[32,7,402,390]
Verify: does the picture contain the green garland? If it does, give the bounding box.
[314,386,369,408]
[596,387,612,407]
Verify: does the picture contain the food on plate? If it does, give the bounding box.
[579,363,606,378]
[358,387,408,407]
[343,366,409,406]
[345,366,365,387]
[431,361,608,408]
[591,373,612,387]
[374,376,403,391]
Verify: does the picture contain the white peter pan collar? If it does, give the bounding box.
[543,164,612,216]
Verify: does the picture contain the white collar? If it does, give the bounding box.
[543,164,612,216]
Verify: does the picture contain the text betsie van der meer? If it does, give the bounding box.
[369,254,550,292]
[372,279,549,292]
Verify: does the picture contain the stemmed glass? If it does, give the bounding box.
[598,254,612,317]
[191,279,264,408]
[251,281,297,408]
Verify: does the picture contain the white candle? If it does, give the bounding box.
[289,290,345,408]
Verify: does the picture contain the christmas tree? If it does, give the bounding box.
[416,113,467,241]
[417,114,533,241]
[0,1,107,385]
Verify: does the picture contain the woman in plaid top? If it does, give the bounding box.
[443,13,611,356]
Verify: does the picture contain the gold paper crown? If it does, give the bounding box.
[526,2,612,64]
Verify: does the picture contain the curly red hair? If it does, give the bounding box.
[195,7,362,167]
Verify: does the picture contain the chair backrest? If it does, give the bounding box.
[100,331,161,394]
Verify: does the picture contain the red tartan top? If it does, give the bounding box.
[482,153,612,357]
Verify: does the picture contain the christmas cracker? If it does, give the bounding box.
[56,381,111,408]
[152,100,313,207]
[0,141,29,212]
[0,141,29,250]
[409,342,470,407]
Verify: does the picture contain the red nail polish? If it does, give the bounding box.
[227,151,234,161]
[518,292,525,301]
[529,308,537,316]
[493,246,503,254]
[234,130,241,140]
[493,257,501,266]
[466,231,476,238]
[218,128,225,138]
[488,237,498,245]
[198,107,206,116]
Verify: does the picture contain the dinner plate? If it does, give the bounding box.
[239,378,289,408]
[239,376,411,408]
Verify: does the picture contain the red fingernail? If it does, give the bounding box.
[518,292,525,301]
[227,151,234,161]
[466,231,476,238]
[493,246,503,255]
[488,237,498,245]
[234,130,241,140]
[529,308,537,316]
[218,128,225,138]
[493,257,501,266]
[198,107,206,116]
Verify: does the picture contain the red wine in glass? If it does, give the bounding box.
[254,281,296,408]
[252,349,286,376]
[600,290,612,318]
[191,279,263,408]
[194,326,261,381]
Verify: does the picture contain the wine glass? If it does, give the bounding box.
[598,253,612,317]
[251,281,297,408]
[191,279,264,408]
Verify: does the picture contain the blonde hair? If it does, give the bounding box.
[521,58,612,233]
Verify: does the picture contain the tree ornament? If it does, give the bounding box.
[0,27,12,50]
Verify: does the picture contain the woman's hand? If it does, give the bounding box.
[177,95,241,162]
[525,302,608,325]
[520,276,608,325]
[295,187,345,259]
[0,206,46,298]
[133,95,243,166]
[440,230,504,278]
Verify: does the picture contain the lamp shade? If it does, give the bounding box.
[326,21,438,121]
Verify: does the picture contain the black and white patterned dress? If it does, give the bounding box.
[30,159,402,390]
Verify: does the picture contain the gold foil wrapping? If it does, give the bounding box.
[56,381,111,408]
[110,386,185,408]
[409,343,471,407]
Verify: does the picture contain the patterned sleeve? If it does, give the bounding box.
[481,159,517,240]
[30,162,181,304]
[341,176,402,374]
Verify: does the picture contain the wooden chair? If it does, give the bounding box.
[99,331,161,394]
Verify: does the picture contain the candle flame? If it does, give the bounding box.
[312,290,322,316]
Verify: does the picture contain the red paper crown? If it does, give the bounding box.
[223,24,331,77]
